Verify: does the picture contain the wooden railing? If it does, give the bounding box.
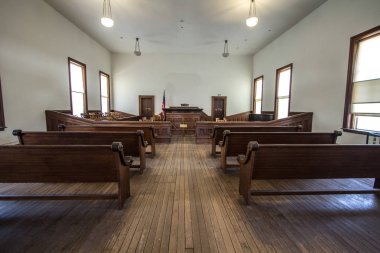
[195,112,313,143]
[45,110,172,142]
[226,111,252,121]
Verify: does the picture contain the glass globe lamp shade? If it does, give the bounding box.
[101,17,114,28]
[246,16,258,27]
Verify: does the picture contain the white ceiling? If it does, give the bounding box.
[44,0,327,55]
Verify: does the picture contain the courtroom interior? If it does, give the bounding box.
[0,0,380,252]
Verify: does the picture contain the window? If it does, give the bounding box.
[274,64,293,119]
[68,58,87,117]
[0,76,5,131]
[343,26,380,132]
[253,76,263,114]
[100,71,111,113]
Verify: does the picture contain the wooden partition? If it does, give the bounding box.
[195,112,313,143]
[45,110,172,142]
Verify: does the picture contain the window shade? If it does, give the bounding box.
[352,78,380,103]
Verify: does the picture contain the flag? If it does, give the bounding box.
[161,90,166,120]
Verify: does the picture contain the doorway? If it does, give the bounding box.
[211,96,227,121]
[139,95,155,119]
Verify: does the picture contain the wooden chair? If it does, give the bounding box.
[58,124,157,156]
[13,130,148,173]
[219,130,341,171]
[0,142,132,209]
[210,125,302,157]
[238,142,380,204]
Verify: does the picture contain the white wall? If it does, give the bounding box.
[252,0,380,144]
[112,53,253,116]
[0,0,111,144]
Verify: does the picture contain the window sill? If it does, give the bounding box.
[342,128,380,136]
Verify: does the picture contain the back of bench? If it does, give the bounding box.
[13,130,146,157]
[238,142,380,204]
[246,143,380,179]
[222,131,341,156]
[0,143,127,183]
[58,124,156,144]
[212,125,302,143]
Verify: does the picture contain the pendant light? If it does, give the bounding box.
[134,38,142,56]
[222,40,229,58]
[246,0,258,27]
[101,0,114,28]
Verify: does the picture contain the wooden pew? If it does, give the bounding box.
[0,142,132,209]
[13,130,148,173]
[210,125,302,156]
[238,142,380,204]
[219,131,341,171]
[58,124,157,156]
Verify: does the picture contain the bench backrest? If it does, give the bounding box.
[58,124,155,144]
[245,142,380,179]
[13,130,146,157]
[212,125,302,143]
[0,143,126,183]
[222,131,341,156]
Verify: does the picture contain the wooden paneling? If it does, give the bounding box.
[14,130,148,173]
[238,142,380,204]
[220,131,341,171]
[0,143,131,209]
[0,137,380,252]
[45,110,172,142]
[195,111,314,143]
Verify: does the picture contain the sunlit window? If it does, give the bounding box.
[68,58,87,117]
[100,71,110,113]
[344,26,380,132]
[275,64,292,119]
[253,76,263,114]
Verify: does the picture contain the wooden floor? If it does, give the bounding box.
[1,136,380,252]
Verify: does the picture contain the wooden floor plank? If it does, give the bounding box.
[0,136,379,253]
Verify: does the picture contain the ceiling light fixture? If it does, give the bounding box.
[246,0,258,27]
[101,0,114,28]
[134,38,142,56]
[222,40,229,57]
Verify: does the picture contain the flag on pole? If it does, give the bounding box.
[161,90,166,120]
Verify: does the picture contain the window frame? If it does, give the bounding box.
[274,63,293,119]
[0,76,5,131]
[343,25,380,131]
[99,71,111,113]
[68,57,88,116]
[252,75,264,114]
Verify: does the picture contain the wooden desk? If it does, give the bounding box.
[164,107,203,135]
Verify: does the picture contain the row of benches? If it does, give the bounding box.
[0,125,158,209]
[210,126,380,204]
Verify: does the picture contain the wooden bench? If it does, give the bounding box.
[219,131,341,171]
[58,124,157,156]
[238,142,380,204]
[0,142,132,209]
[211,125,302,156]
[13,130,148,173]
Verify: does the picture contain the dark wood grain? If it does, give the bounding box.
[221,131,341,171]
[45,110,172,142]
[0,143,131,209]
[58,124,157,156]
[211,125,302,156]
[238,142,380,204]
[13,130,147,173]
[195,111,313,143]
